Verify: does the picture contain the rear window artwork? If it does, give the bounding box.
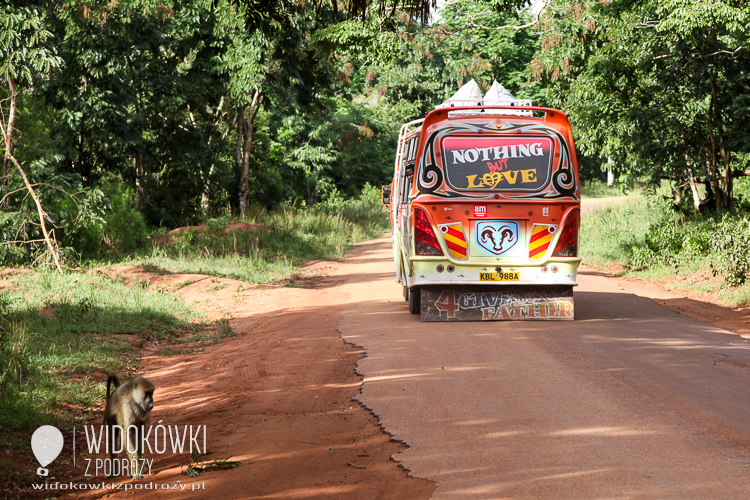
[441,136,553,192]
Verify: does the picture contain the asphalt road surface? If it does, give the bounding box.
[338,238,750,499]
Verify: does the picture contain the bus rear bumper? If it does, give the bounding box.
[407,259,580,288]
[419,284,575,322]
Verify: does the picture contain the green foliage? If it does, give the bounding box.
[46,0,230,225]
[0,3,62,86]
[312,20,403,62]
[583,195,750,291]
[710,215,750,286]
[270,97,400,202]
[537,0,750,212]
[100,177,149,255]
[0,212,29,266]
[330,2,543,118]
[1,172,148,263]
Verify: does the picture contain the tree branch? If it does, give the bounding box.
[8,155,62,272]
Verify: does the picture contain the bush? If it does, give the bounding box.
[100,178,149,255]
[584,194,750,287]
[710,215,750,286]
[0,212,30,267]
[52,188,108,258]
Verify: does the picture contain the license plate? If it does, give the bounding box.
[480,272,519,281]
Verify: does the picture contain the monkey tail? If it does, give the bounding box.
[106,374,120,399]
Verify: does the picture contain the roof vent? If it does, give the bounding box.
[436,79,533,116]
[438,79,483,108]
[484,80,515,101]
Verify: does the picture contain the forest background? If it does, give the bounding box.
[1,0,748,267]
[0,0,749,492]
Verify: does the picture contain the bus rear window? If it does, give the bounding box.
[441,136,553,192]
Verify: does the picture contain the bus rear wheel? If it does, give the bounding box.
[408,286,421,315]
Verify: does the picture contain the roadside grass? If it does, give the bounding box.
[0,271,197,440]
[580,179,640,199]
[581,195,750,307]
[580,195,654,268]
[126,187,390,283]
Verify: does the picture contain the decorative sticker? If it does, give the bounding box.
[417,121,578,201]
[529,224,558,259]
[422,286,575,321]
[438,223,468,259]
[474,220,523,257]
[473,205,487,218]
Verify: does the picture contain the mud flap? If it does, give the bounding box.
[420,285,574,321]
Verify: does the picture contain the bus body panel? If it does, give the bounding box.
[388,106,580,320]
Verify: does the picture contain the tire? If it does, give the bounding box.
[408,286,421,315]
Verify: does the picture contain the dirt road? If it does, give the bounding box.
[58,235,750,499]
[338,239,750,498]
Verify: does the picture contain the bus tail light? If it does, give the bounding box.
[414,208,443,256]
[552,209,579,257]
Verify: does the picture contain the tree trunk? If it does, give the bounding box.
[237,90,261,219]
[189,99,223,216]
[706,31,731,212]
[607,157,614,186]
[1,77,18,208]
[201,163,215,213]
[135,154,148,212]
[686,172,701,213]
[706,78,725,212]
[235,105,245,215]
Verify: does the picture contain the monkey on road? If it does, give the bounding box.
[102,374,155,480]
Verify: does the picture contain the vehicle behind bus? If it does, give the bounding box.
[383,81,581,321]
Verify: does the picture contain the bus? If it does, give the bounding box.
[382,80,580,321]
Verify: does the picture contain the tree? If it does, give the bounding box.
[1,3,61,200]
[47,0,230,225]
[1,3,64,270]
[318,2,543,118]
[534,0,750,212]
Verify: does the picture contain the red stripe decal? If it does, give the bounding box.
[445,240,467,254]
[529,245,549,258]
[530,228,550,244]
[445,227,466,241]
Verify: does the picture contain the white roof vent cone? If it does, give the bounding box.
[484,80,515,101]
[440,79,483,107]
[436,79,534,115]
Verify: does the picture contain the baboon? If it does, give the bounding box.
[103,374,155,480]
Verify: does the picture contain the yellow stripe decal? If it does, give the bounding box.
[443,233,467,247]
[529,224,556,259]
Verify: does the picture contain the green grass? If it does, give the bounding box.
[581,195,750,306]
[580,179,634,198]
[580,195,654,268]
[0,271,197,435]
[126,193,390,283]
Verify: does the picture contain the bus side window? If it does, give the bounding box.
[401,137,415,204]
[401,134,420,204]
